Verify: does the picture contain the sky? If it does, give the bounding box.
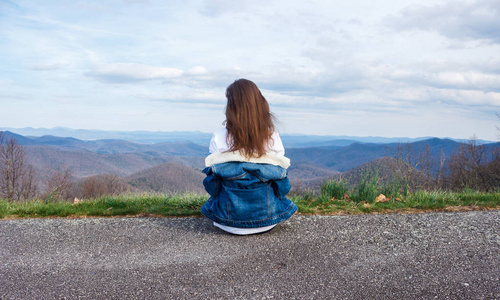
[1,0,499,140]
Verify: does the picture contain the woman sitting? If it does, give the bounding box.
[201,79,297,235]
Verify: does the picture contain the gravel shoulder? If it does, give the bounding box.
[1,211,499,299]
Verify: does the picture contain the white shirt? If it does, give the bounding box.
[213,222,276,235]
[209,128,285,156]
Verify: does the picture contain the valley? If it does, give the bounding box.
[1,130,499,197]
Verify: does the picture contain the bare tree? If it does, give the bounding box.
[497,113,500,140]
[391,142,437,191]
[485,147,500,189]
[80,175,103,199]
[436,149,447,186]
[0,133,38,201]
[79,174,130,199]
[21,164,38,200]
[44,168,73,202]
[447,135,494,191]
[105,174,129,195]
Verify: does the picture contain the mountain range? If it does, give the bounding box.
[1,130,498,194]
[2,127,494,147]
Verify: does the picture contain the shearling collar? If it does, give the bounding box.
[205,151,290,169]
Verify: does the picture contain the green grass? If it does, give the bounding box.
[0,190,499,219]
[319,178,348,201]
[350,170,380,203]
[0,193,206,219]
[292,190,500,215]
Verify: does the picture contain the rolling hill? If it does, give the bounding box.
[14,133,209,156]
[2,130,498,195]
[24,146,205,180]
[332,157,427,187]
[286,138,500,173]
[125,162,205,194]
[288,163,341,192]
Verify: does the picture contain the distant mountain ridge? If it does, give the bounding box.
[2,127,495,147]
[1,127,213,145]
[286,138,499,173]
[1,131,208,156]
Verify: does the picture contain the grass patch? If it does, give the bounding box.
[0,193,206,219]
[293,190,500,215]
[350,169,380,203]
[320,178,348,201]
[0,190,499,219]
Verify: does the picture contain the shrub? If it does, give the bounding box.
[320,178,348,200]
[381,178,408,199]
[351,169,380,203]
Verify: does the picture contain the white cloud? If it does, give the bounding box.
[187,66,208,75]
[429,89,500,107]
[199,0,261,17]
[386,0,500,44]
[1,0,499,140]
[31,63,67,71]
[86,63,184,83]
[424,71,500,91]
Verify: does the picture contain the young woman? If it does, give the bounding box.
[201,79,297,235]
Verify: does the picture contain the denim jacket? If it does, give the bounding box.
[201,152,297,228]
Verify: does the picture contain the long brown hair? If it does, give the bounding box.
[225,79,276,158]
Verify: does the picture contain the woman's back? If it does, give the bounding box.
[200,79,297,235]
[209,127,285,156]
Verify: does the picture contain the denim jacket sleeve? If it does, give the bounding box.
[202,167,221,197]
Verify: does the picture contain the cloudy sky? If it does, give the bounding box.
[1,0,499,140]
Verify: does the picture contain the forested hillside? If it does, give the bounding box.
[1,130,498,200]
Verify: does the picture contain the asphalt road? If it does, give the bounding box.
[1,211,499,300]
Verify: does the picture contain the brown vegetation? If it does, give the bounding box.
[390,142,441,191]
[390,137,499,192]
[446,137,499,191]
[125,162,205,193]
[24,146,205,180]
[43,168,74,201]
[76,174,132,199]
[0,133,38,201]
[289,163,340,193]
